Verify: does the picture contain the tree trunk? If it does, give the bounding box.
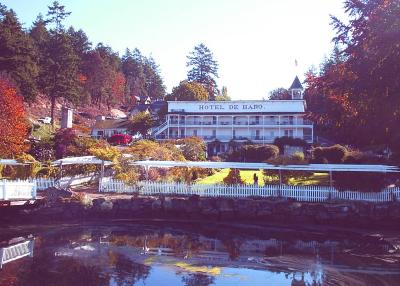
[51,96,56,128]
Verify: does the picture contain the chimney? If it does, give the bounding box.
[61,107,73,128]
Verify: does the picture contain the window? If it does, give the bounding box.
[212,130,216,138]
[193,130,198,136]
[284,130,294,137]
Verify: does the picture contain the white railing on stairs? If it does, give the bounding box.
[100,178,400,203]
[151,121,168,136]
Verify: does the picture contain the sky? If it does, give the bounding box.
[2,0,347,100]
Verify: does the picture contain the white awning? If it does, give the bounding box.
[52,156,112,166]
[0,159,26,166]
[130,160,400,173]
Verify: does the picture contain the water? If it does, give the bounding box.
[0,221,399,286]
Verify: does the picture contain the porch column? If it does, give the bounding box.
[231,116,234,139]
[167,114,170,139]
[184,115,186,138]
[262,115,265,144]
[200,116,203,139]
[278,115,281,137]
[247,115,250,139]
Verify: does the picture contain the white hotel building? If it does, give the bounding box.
[152,77,313,153]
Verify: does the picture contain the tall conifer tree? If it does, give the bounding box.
[187,43,219,100]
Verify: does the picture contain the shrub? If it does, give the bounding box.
[177,137,207,161]
[333,151,390,192]
[54,128,78,159]
[227,144,279,162]
[29,140,55,161]
[312,144,348,163]
[264,155,312,184]
[333,172,387,192]
[223,169,244,185]
[209,155,222,162]
[15,153,42,179]
[273,136,307,154]
[291,151,305,161]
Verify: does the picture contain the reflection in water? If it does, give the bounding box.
[0,236,34,269]
[0,223,399,286]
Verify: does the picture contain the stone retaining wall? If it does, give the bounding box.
[3,194,399,228]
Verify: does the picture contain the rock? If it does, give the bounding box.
[41,187,73,203]
[152,199,162,211]
[218,198,235,219]
[235,199,258,218]
[100,200,113,211]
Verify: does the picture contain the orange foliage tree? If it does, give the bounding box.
[0,76,28,158]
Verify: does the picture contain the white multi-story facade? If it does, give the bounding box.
[152,77,313,154]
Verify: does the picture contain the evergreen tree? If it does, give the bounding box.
[122,48,147,104]
[67,27,91,71]
[84,43,122,108]
[143,56,165,101]
[45,1,71,31]
[0,5,38,102]
[187,43,219,100]
[40,2,80,125]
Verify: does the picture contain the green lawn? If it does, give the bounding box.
[196,168,329,186]
[196,169,265,185]
[31,124,57,141]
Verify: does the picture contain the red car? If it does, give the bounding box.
[107,134,133,145]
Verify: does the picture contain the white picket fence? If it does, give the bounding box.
[100,178,400,203]
[0,180,36,200]
[29,174,97,191]
[0,174,98,201]
[31,178,55,190]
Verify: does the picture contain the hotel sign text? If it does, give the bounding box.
[198,103,264,111]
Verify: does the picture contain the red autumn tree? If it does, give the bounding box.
[0,76,28,158]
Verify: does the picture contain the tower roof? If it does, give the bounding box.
[290,76,303,90]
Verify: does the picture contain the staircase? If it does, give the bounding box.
[151,121,168,137]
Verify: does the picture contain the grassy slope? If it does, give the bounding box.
[31,124,57,141]
[196,168,329,186]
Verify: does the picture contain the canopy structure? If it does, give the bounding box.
[52,156,112,166]
[0,159,26,166]
[130,160,400,173]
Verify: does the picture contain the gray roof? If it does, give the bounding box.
[290,76,303,89]
[92,118,129,130]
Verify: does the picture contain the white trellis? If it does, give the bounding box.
[0,180,36,200]
[100,178,400,203]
